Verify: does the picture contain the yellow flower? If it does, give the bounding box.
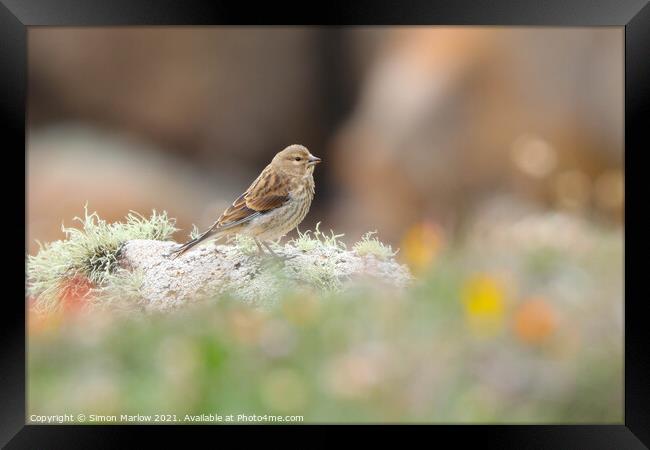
[461,274,507,337]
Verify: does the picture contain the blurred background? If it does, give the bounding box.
[27,27,624,423]
[27,27,623,252]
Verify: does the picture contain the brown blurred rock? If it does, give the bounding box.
[28,28,322,170]
[330,28,624,241]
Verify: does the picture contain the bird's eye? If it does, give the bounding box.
[294,157,302,161]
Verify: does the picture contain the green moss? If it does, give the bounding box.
[27,205,177,312]
[353,231,397,260]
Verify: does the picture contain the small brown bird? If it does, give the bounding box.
[170,144,321,258]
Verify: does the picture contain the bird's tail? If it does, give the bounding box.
[168,226,220,259]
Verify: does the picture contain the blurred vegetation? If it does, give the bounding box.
[28,212,622,423]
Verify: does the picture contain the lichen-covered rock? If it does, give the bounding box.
[119,239,412,312]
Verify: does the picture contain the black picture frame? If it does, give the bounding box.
[3,0,648,447]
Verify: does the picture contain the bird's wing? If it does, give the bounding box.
[215,165,290,229]
[244,165,291,211]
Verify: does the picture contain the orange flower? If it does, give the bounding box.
[400,221,444,274]
[513,298,559,344]
[59,275,94,313]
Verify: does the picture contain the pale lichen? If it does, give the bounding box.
[232,234,260,256]
[91,268,146,312]
[289,222,346,253]
[27,205,177,312]
[353,231,397,260]
[189,224,202,240]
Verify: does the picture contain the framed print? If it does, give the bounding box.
[3,0,649,447]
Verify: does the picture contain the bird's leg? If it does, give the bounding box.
[254,238,267,256]
[263,240,298,260]
[255,238,284,268]
[262,241,281,257]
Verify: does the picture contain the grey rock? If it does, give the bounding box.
[120,239,412,312]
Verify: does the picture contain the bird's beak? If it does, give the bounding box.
[308,155,322,165]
